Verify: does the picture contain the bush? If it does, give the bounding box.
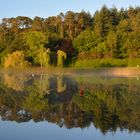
[4,51,30,68]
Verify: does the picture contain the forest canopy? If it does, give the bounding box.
[0,6,140,67]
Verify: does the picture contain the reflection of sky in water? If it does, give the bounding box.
[0,69,140,140]
[0,120,139,140]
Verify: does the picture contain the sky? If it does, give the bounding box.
[0,0,140,19]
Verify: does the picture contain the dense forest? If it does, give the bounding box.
[0,6,140,67]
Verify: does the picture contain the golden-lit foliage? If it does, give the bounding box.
[57,50,67,67]
[36,48,51,67]
[3,51,30,68]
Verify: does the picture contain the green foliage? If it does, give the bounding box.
[95,42,109,58]
[73,29,100,52]
[72,58,127,68]
[23,31,48,51]
[23,31,49,66]
[0,6,140,67]
[124,31,140,58]
[106,31,117,58]
[93,5,114,38]
[35,48,51,67]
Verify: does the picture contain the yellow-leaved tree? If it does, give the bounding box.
[4,51,30,68]
[35,48,51,67]
[57,50,67,67]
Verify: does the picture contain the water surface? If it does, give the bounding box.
[0,68,140,140]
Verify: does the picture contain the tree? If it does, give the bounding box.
[32,16,43,31]
[124,31,140,58]
[73,29,100,52]
[57,50,67,67]
[16,16,32,29]
[57,12,65,37]
[23,31,49,67]
[0,7,140,67]
[95,42,109,58]
[74,11,92,37]
[43,16,59,33]
[46,32,62,51]
[35,48,51,67]
[116,19,131,58]
[93,5,113,38]
[65,11,75,39]
[110,7,119,27]
[106,31,117,58]
[3,51,30,68]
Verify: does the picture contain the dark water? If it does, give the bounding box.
[0,69,140,140]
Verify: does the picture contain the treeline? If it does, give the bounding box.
[0,5,140,67]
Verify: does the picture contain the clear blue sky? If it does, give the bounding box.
[0,0,140,19]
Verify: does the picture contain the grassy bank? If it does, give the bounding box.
[71,58,140,68]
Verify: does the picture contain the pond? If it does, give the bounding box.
[0,68,140,140]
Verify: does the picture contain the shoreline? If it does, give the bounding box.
[0,67,140,77]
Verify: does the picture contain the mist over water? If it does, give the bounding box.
[0,68,140,140]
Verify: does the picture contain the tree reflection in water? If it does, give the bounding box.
[0,71,140,134]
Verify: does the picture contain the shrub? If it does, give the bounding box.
[4,51,30,68]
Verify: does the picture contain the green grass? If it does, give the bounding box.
[71,58,126,68]
[127,58,140,67]
[71,58,140,68]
